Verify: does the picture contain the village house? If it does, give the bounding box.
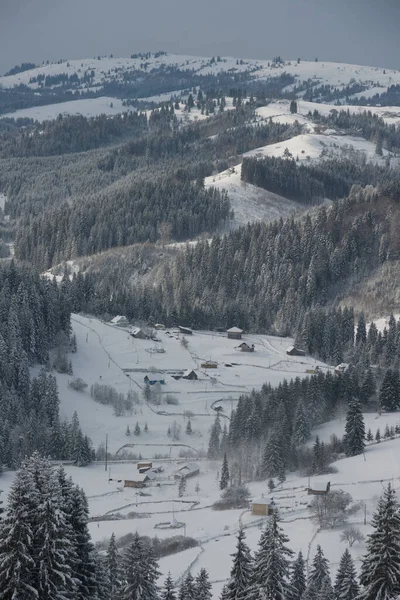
[237,342,255,353]
[307,482,331,496]
[286,345,306,357]
[144,373,165,385]
[182,369,198,380]
[154,323,166,330]
[251,498,277,516]
[179,326,193,335]
[130,327,147,339]
[174,463,200,480]
[110,315,128,326]
[335,363,349,375]
[124,472,150,488]
[201,360,218,369]
[227,326,243,340]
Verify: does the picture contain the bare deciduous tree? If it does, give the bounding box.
[340,526,365,547]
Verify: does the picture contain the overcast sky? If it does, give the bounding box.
[0,0,399,74]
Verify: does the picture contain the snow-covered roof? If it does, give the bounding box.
[227,327,243,333]
[183,369,196,376]
[132,327,144,334]
[286,345,295,352]
[125,472,149,483]
[111,315,127,323]
[335,362,349,370]
[177,462,199,473]
[252,498,270,505]
[144,373,165,380]
[309,482,329,491]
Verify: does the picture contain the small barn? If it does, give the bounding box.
[237,342,255,353]
[144,373,165,385]
[335,363,349,375]
[201,360,218,369]
[286,346,306,357]
[124,473,149,488]
[174,463,200,480]
[137,462,152,471]
[227,327,243,340]
[130,327,147,339]
[110,315,128,326]
[179,326,193,335]
[182,369,198,380]
[251,498,276,516]
[307,482,331,496]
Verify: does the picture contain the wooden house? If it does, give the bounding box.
[179,326,193,335]
[237,342,255,353]
[286,345,306,357]
[227,327,243,340]
[130,327,147,339]
[201,360,218,369]
[335,363,349,375]
[182,369,198,380]
[124,473,149,488]
[174,463,200,479]
[251,498,276,516]
[307,482,331,496]
[154,323,166,330]
[137,462,152,471]
[110,315,128,326]
[144,373,165,385]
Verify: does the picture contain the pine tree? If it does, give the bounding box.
[344,399,365,456]
[334,548,359,600]
[293,401,310,445]
[134,422,141,436]
[375,428,381,443]
[162,573,176,600]
[181,572,196,600]
[208,416,221,459]
[220,453,230,490]
[195,568,212,600]
[120,533,159,600]
[366,428,373,443]
[287,551,306,600]
[0,465,38,599]
[106,533,122,599]
[251,511,293,600]
[379,369,400,412]
[224,528,253,600]
[262,434,284,478]
[358,484,400,599]
[308,545,330,593]
[186,420,192,435]
[178,477,187,498]
[268,479,275,494]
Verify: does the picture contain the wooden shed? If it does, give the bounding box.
[227,327,243,340]
[179,326,193,335]
[251,498,276,516]
[124,473,149,488]
[286,345,306,357]
[144,373,165,385]
[201,360,218,369]
[174,463,200,479]
[130,327,147,340]
[110,315,128,326]
[237,342,255,353]
[182,369,198,380]
[307,482,331,496]
[137,462,152,471]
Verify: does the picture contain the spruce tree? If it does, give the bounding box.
[208,416,221,459]
[251,511,293,600]
[195,568,212,600]
[293,401,310,445]
[120,533,160,600]
[220,453,230,490]
[262,434,284,478]
[0,465,38,599]
[358,483,400,599]
[106,533,122,599]
[224,527,253,600]
[162,573,176,600]
[178,477,187,498]
[307,545,330,594]
[344,399,365,457]
[287,551,306,600]
[334,548,359,600]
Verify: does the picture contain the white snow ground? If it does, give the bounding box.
[1,313,400,596]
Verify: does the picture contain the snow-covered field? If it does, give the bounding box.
[0,97,127,122]
[54,315,331,456]
[1,313,400,594]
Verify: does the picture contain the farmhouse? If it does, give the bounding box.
[124,473,149,488]
[237,342,255,353]
[251,498,276,516]
[110,315,128,326]
[286,345,306,357]
[137,461,152,471]
[182,369,198,380]
[307,482,331,496]
[335,363,349,375]
[174,463,200,479]
[201,360,218,369]
[130,327,147,339]
[227,327,243,340]
[144,373,165,385]
[179,326,193,335]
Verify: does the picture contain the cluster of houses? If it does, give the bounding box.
[123,462,200,489]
